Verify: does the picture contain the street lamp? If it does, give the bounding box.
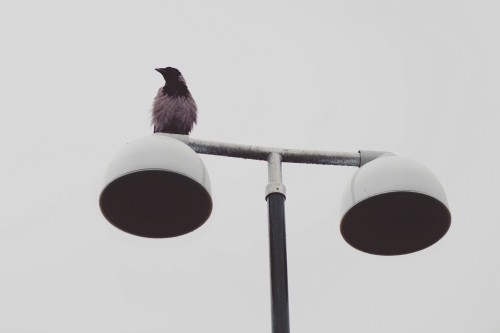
[99,134,212,238]
[340,152,451,255]
[99,133,451,333]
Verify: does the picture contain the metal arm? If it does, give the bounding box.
[159,133,395,167]
[186,137,361,166]
[162,133,398,168]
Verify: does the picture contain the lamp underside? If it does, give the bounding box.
[99,170,212,238]
[341,192,451,255]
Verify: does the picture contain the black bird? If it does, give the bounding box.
[152,67,197,134]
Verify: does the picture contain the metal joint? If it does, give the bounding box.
[266,153,286,198]
[359,150,395,166]
[266,183,286,198]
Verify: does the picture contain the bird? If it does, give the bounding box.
[151,67,197,135]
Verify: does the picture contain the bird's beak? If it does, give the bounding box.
[155,68,162,73]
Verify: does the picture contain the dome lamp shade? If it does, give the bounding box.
[99,134,212,238]
[340,154,451,255]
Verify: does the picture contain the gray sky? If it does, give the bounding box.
[1,1,499,332]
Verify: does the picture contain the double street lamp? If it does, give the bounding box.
[99,133,451,333]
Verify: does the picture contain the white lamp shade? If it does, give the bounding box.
[340,155,451,255]
[99,134,212,238]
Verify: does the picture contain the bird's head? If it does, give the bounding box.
[155,67,182,81]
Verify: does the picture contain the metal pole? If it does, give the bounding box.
[185,136,361,166]
[266,153,290,333]
[164,133,393,166]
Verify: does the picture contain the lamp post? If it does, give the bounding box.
[99,133,451,333]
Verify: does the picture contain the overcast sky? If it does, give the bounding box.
[1,1,499,332]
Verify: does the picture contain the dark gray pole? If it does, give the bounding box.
[266,153,290,333]
[267,192,290,333]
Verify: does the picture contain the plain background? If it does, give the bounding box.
[1,1,499,332]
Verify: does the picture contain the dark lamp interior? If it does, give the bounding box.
[341,192,451,255]
[100,170,212,238]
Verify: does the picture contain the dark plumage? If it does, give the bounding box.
[152,67,197,135]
